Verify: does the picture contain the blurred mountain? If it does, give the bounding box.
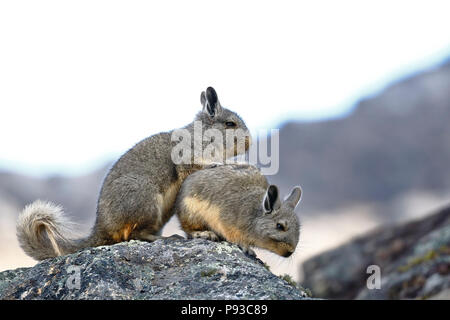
[270,58,450,220]
[0,165,109,225]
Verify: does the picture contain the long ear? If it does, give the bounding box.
[284,186,302,209]
[263,185,281,213]
[203,87,222,117]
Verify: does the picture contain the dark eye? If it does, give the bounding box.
[276,223,285,231]
[225,121,236,127]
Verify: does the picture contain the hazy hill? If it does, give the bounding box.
[0,165,109,225]
[270,58,450,219]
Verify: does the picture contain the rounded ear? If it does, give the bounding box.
[263,185,281,213]
[284,186,302,209]
[203,87,222,117]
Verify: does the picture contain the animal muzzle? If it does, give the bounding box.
[282,250,294,258]
[274,242,295,258]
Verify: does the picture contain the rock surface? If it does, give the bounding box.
[301,206,450,299]
[0,238,311,300]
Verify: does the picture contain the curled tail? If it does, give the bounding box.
[16,200,97,260]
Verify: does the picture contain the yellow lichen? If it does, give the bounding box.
[397,249,441,273]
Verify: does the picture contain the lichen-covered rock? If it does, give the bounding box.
[0,238,311,300]
[301,206,450,299]
[356,220,450,299]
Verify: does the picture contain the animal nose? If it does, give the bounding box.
[283,250,293,258]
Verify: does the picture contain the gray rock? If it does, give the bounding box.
[0,238,312,300]
[301,206,450,299]
[356,220,450,300]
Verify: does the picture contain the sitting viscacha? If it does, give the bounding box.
[173,163,302,257]
[17,87,251,260]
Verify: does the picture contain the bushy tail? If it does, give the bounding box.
[16,200,95,260]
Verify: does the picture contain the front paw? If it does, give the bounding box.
[239,245,256,257]
[190,231,221,242]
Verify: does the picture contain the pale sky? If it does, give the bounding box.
[1,0,450,176]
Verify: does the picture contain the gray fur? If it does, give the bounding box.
[174,163,302,257]
[17,87,251,260]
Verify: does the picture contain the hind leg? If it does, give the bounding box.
[98,175,171,243]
